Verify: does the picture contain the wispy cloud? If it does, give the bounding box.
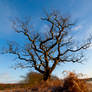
[40,24,50,33]
[72,25,82,31]
[0,72,11,83]
[0,0,18,37]
[0,72,18,83]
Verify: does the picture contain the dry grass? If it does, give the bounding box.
[63,72,89,92]
[87,83,92,92]
[0,72,91,92]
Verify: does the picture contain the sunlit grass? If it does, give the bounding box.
[0,72,92,92]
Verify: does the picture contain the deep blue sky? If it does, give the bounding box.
[0,0,92,83]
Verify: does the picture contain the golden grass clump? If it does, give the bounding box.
[63,72,89,92]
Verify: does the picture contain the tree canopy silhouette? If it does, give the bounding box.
[4,11,92,81]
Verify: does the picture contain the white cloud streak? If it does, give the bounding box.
[0,72,18,83]
[72,25,82,31]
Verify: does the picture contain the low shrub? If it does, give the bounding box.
[63,72,89,92]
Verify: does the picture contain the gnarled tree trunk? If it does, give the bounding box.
[43,70,51,81]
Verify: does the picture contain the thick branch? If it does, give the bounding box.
[50,59,58,73]
[27,49,44,74]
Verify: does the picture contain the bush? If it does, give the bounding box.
[63,72,89,92]
[20,72,43,86]
[20,72,59,87]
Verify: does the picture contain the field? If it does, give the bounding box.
[0,79,92,92]
[0,73,92,92]
[0,83,92,92]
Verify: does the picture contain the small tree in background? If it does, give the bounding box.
[20,72,43,85]
[4,11,92,81]
[20,72,58,85]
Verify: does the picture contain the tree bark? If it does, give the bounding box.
[43,70,51,81]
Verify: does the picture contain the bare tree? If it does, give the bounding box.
[4,11,92,81]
